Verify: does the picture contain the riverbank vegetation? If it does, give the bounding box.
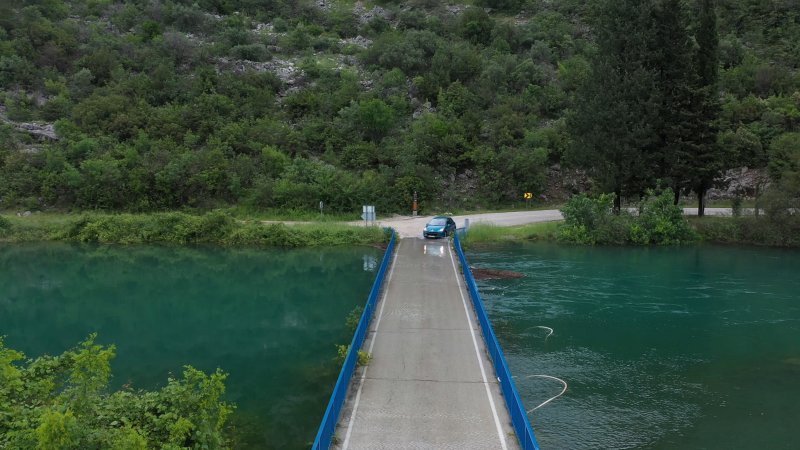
[463,188,800,247]
[557,189,697,245]
[0,211,388,246]
[691,216,800,247]
[0,335,232,449]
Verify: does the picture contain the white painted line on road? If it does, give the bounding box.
[447,242,509,450]
[342,241,400,450]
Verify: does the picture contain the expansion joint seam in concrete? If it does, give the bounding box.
[370,327,477,332]
[362,376,500,384]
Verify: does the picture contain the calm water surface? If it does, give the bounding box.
[469,243,800,449]
[0,243,382,449]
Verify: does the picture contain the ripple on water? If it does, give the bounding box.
[467,242,800,449]
[509,348,703,449]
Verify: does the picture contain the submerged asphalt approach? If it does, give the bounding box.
[333,237,519,450]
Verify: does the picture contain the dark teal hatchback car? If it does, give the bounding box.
[423,216,456,238]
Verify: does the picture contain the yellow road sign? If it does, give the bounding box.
[523,192,533,199]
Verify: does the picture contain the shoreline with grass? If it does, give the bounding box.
[462,219,800,248]
[462,190,799,248]
[0,211,388,247]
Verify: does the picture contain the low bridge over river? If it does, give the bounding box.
[313,232,539,449]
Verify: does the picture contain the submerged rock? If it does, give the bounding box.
[471,267,525,280]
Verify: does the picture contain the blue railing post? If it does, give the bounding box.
[312,230,396,450]
[453,232,541,450]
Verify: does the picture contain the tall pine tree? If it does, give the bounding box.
[688,0,723,216]
[568,0,659,212]
[649,0,697,203]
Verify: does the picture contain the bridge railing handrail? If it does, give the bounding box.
[312,229,396,450]
[453,232,541,450]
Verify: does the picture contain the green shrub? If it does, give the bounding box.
[357,350,372,366]
[731,196,743,217]
[632,188,696,244]
[560,193,614,231]
[229,43,270,62]
[334,344,371,366]
[272,18,288,33]
[345,305,364,333]
[558,189,695,245]
[557,193,617,244]
[0,335,233,449]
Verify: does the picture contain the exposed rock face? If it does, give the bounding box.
[0,105,58,141]
[353,1,391,24]
[544,164,592,201]
[445,4,468,16]
[342,35,372,49]
[412,101,436,119]
[215,57,302,85]
[14,122,57,140]
[708,167,771,199]
[316,0,333,12]
[254,22,273,33]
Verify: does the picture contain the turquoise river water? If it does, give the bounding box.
[469,243,800,449]
[0,242,381,449]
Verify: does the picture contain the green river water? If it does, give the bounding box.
[0,242,381,449]
[469,243,800,449]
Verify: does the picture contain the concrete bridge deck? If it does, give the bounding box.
[333,237,519,450]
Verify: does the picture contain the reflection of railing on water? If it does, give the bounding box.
[312,230,396,450]
[453,232,541,450]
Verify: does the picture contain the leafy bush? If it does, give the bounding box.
[630,188,696,245]
[557,193,622,244]
[0,335,233,450]
[334,345,371,367]
[345,305,364,333]
[558,189,695,245]
[229,43,270,62]
[357,350,372,366]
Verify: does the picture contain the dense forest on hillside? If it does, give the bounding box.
[0,0,798,214]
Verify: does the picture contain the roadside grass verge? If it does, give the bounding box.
[223,206,362,222]
[0,212,387,247]
[462,222,561,246]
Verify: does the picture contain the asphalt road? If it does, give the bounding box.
[369,207,735,238]
[333,238,519,450]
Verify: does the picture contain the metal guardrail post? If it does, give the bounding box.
[312,230,396,450]
[453,232,540,450]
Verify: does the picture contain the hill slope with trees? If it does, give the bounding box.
[1,0,798,214]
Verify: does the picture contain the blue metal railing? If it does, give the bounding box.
[453,232,541,450]
[312,230,396,450]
